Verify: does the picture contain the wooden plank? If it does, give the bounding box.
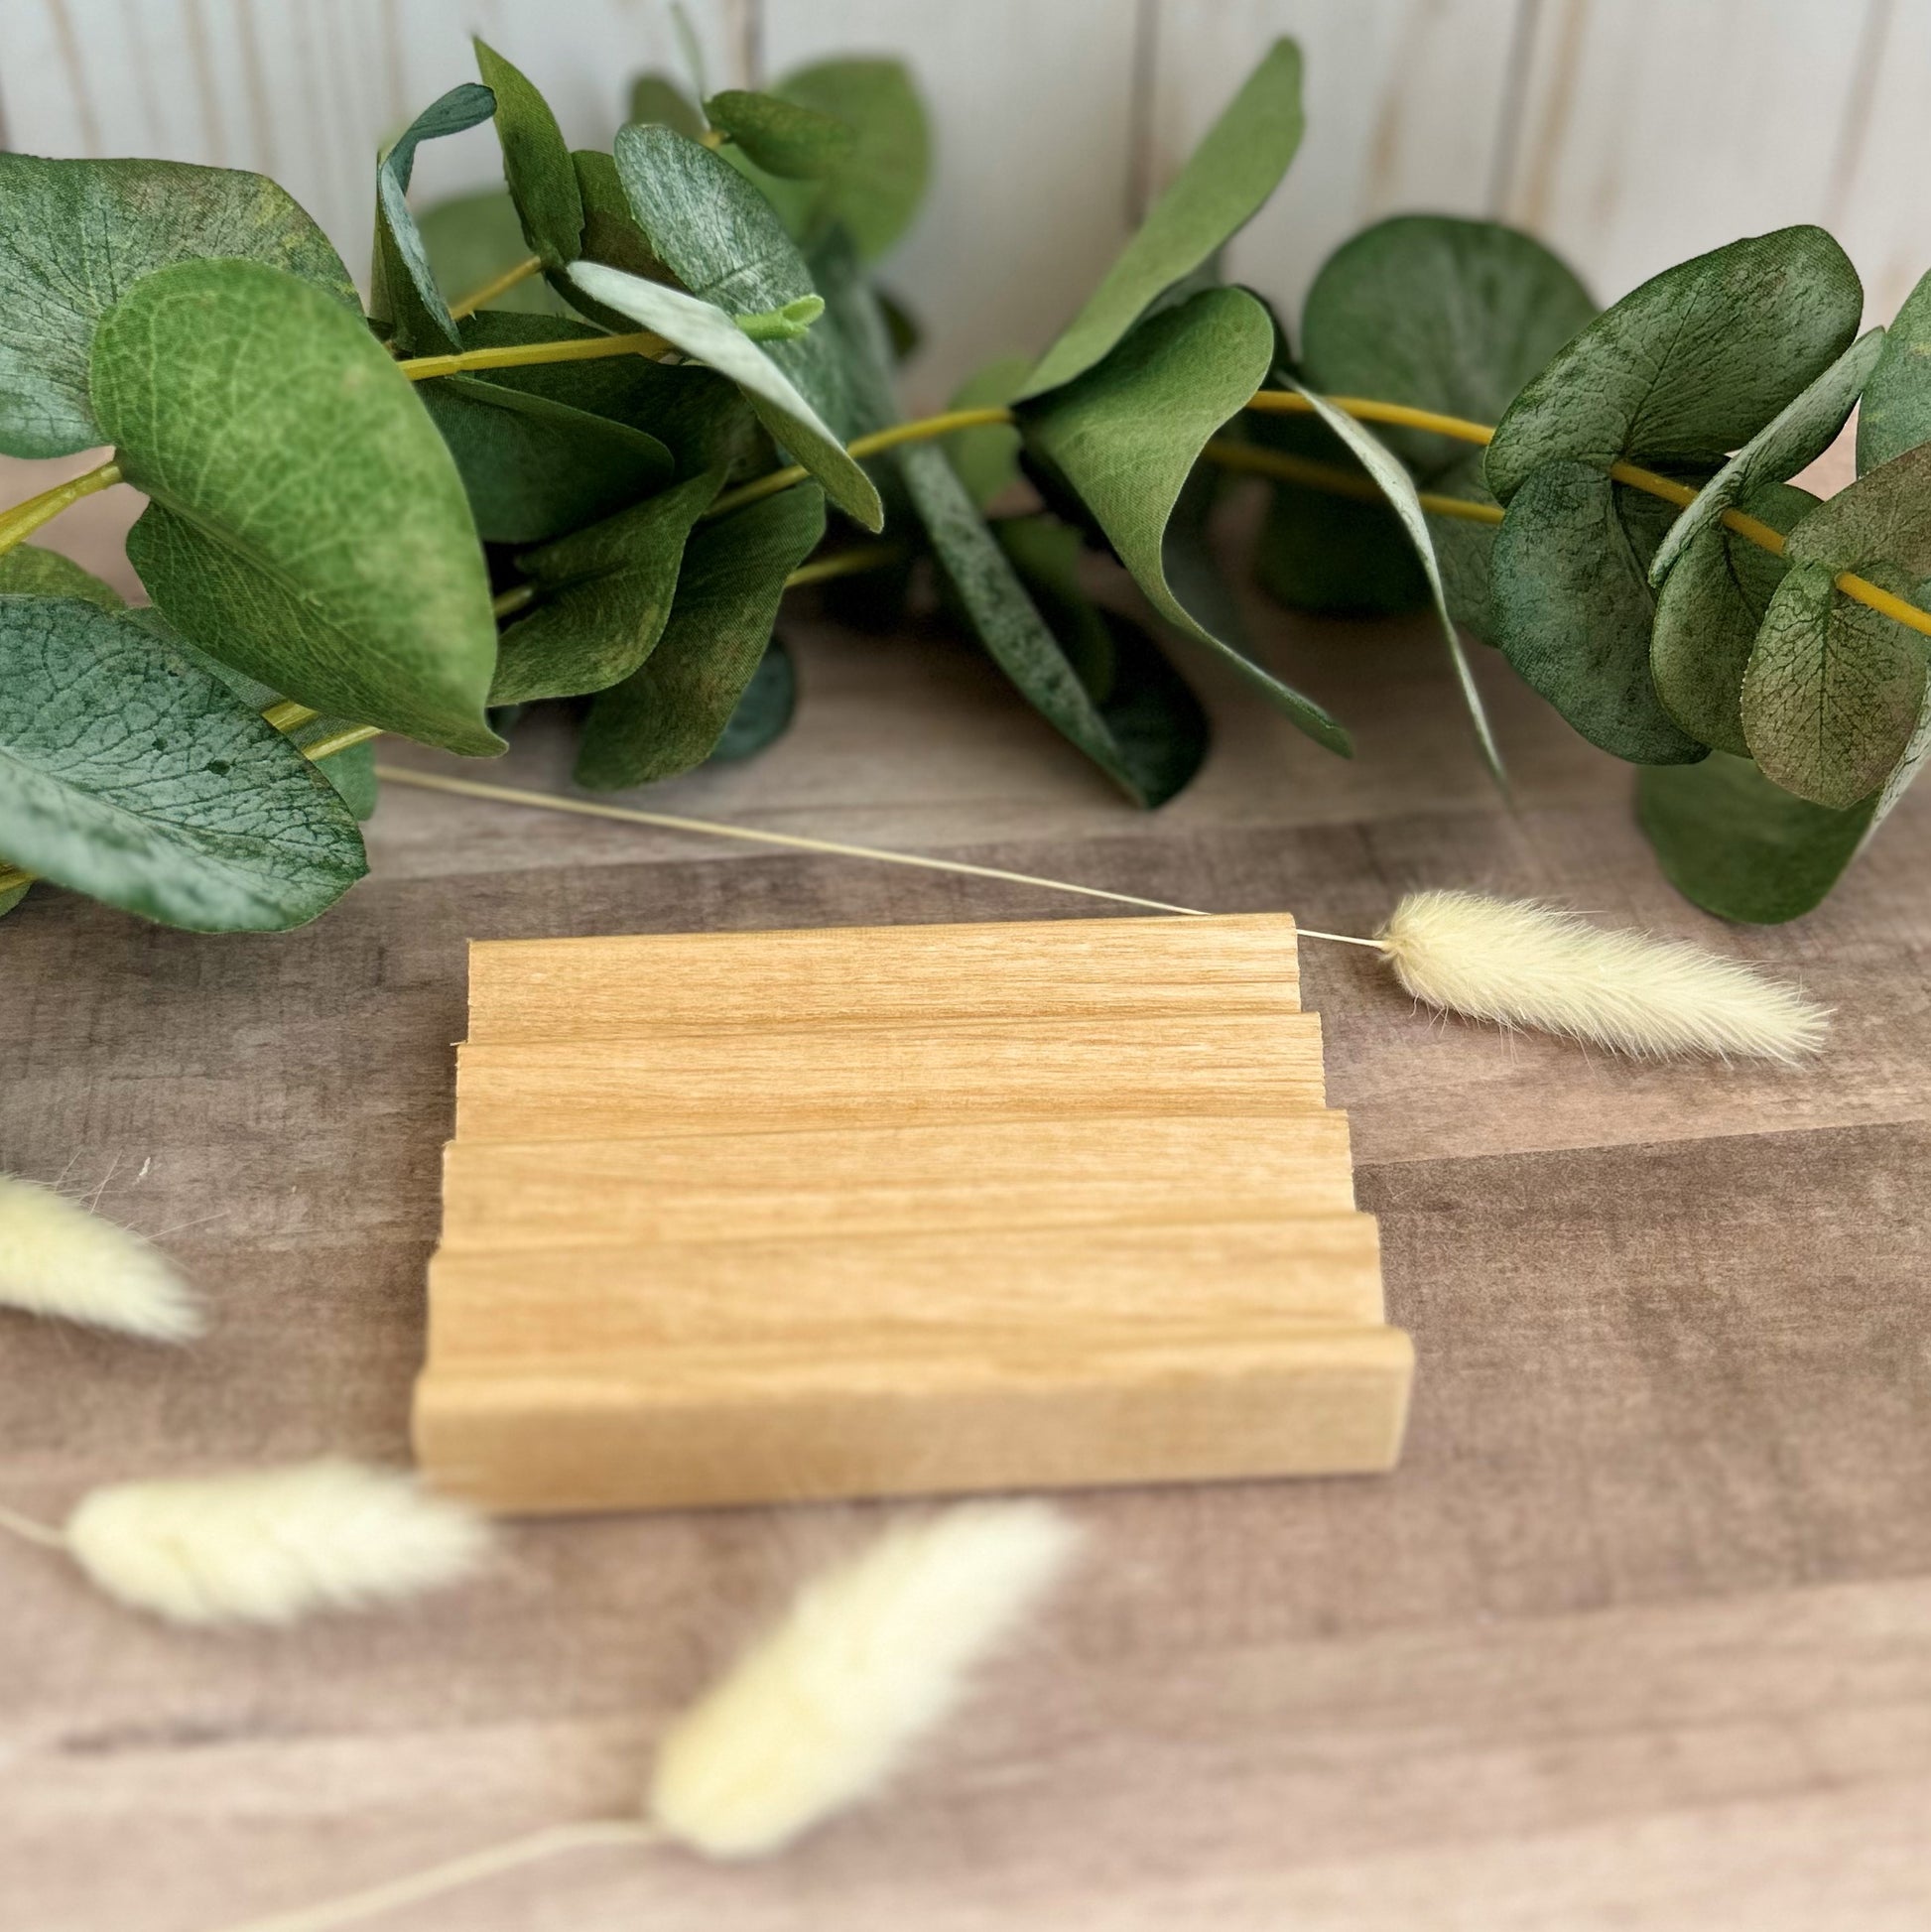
[414,1321,1414,1512]
[437,1112,1360,1246]
[424,1216,1387,1359]
[761,0,1143,408]
[453,1011,1330,1138]
[465,913,1301,1039]
[1497,0,1883,309]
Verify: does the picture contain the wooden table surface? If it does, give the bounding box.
[4,497,1930,1929]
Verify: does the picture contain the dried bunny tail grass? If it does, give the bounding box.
[63,1459,492,1626]
[649,1500,1082,1859]
[1379,890,1830,1063]
[0,1172,200,1341]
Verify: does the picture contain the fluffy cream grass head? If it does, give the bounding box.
[650,1500,1081,1859]
[0,1173,200,1341]
[64,1459,492,1625]
[1379,889,1830,1062]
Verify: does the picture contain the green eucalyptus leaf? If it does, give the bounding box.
[1649,329,1883,584]
[0,154,355,457]
[1250,409,1428,617]
[154,614,382,822]
[416,374,675,543]
[1651,480,1814,756]
[1302,214,1595,475]
[708,638,797,761]
[370,83,499,354]
[611,124,860,436]
[0,594,365,930]
[452,312,753,476]
[630,72,706,137]
[879,287,922,361]
[0,542,125,610]
[577,485,826,789]
[740,59,930,263]
[1426,459,1507,644]
[998,514,1210,806]
[0,879,28,919]
[1019,286,1349,754]
[1485,227,1862,504]
[569,259,882,530]
[1739,557,1928,810]
[1019,40,1302,400]
[1639,751,1873,923]
[706,89,853,179]
[472,38,583,271]
[1784,439,1931,576]
[1857,268,1931,472]
[490,470,722,704]
[96,259,501,755]
[419,189,569,317]
[1286,379,1503,782]
[1490,457,1708,762]
[946,354,1030,509]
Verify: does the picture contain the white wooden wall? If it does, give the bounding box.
[2,0,1925,410]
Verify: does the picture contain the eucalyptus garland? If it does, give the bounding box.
[1,35,1925,934]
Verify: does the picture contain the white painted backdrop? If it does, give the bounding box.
[0,0,1924,410]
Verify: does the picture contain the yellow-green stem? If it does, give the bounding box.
[1201,439,1503,525]
[447,254,545,321]
[0,459,123,560]
[707,406,1018,518]
[396,329,671,382]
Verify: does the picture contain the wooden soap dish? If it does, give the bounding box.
[413,914,1413,1513]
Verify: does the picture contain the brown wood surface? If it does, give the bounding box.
[437,1116,1362,1246]
[464,912,1303,1038]
[4,573,1930,1927]
[452,1012,1330,1140]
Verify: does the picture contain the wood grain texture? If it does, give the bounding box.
[424,1216,1387,1356]
[453,1011,1331,1139]
[5,597,1931,1923]
[416,1321,1415,1513]
[465,912,1301,1039]
[438,1114,1361,1247]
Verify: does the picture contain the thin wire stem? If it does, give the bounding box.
[0,1501,66,1549]
[372,767,1214,915]
[0,458,123,560]
[369,765,1392,952]
[447,253,544,321]
[208,1820,660,1932]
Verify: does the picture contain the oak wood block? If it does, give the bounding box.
[453,1011,1331,1140]
[425,1215,1387,1356]
[414,1322,1415,1513]
[436,1113,1361,1247]
[464,912,1302,1039]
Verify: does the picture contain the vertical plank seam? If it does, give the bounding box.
[1484,0,1545,220]
[1823,0,1893,230]
[1124,0,1160,228]
[1502,0,1589,235]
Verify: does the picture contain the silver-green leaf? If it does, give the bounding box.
[1019,39,1303,400]
[0,594,365,930]
[1485,227,1863,503]
[1020,286,1349,755]
[568,260,882,530]
[95,259,502,755]
[0,154,355,457]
